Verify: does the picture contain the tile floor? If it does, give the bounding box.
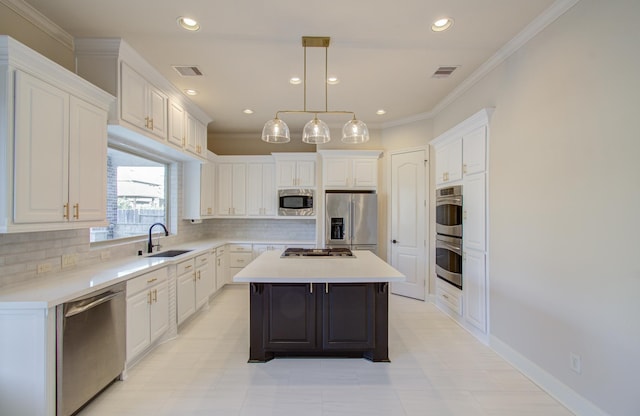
[79,284,574,415]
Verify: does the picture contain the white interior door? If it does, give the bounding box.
[390,149,427,300]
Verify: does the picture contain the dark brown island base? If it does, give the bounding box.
[233,250,406,363]
[248,281,390,362]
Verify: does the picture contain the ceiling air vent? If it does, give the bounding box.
[172,65,203,77]
[432,66,459,78]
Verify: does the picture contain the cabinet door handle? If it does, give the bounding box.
[149,117,154,130]
[73,203,79,219]
[153,289,157,303]
[63,203,69,219]
[442,294,449,300]
[325,283,329,294]
[148,291,153,304]
[309,283,313,294]
[147,277,157,284]
[463,164,468,174]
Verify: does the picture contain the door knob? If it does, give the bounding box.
[392,239,398,244]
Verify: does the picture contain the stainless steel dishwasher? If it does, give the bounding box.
[56,282,126,415]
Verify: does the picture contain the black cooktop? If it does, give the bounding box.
[281,247,353,257]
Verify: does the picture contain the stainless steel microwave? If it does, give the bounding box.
[278,189,314,216]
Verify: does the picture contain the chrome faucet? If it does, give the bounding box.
[148,222,169,253]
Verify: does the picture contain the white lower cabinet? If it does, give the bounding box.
[177,254,214,325]
[195,253,213,309]
[463,249,486,332]
[215,245,227,291]
[126,268,169,362]
[176,258,196,325]
[435,278,462,315]
[228,244,252,282]
[252,244,285,259]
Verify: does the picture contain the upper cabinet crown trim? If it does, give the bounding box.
[74,37,211,124]
[317,150,382,159]
[430,107,494,146]
[0,36,114,109]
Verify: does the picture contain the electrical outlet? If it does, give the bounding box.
[61,254,77,268]
[570,352,582,374]
[37,263,52,274]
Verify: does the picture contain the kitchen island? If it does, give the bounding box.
[233,250,405,362]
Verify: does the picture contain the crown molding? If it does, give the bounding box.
[0,0,74,51]
[383,0,581,129]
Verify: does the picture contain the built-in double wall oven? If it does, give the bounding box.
[435,185,463,289]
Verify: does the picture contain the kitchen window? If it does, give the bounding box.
[90,147,168,243]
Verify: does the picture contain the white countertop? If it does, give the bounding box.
[0,239,226,309]
[233,250,405,283]
[0,239,315,309]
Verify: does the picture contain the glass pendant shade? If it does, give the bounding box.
[302,117,331,144]
[261,118,290,143]
[341,118,370,143]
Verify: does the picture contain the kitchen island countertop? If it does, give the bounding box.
[233,250,405,283]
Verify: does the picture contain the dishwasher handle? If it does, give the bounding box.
[65,291,123,318]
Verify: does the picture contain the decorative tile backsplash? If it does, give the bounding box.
[0,218,315,289]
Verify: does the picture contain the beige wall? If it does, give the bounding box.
[208,132,316,155]
[431,0,640,414]
[209,128,383,155]
[0,2,74,71]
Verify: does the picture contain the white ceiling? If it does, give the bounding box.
[23,0,556,136]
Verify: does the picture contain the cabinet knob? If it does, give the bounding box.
[392,239,398,244]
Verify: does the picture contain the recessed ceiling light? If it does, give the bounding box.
[177,16,200,31]
[289,77,302,85]
[184,89,198,96]
[376,109,386,115]
[243,109,254,115]
[327,76,339,85]
[432,17,454,32]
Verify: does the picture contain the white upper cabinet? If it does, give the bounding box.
[185,112,206,156]
[217,162,246,216]
[121,62,167,140]
[273,153,316,187]
[200,159,216,217]
[68,96,109,223]
[168,99,186,147]
[434,137,462,186]
[0,37,113,233]
[13,71,69,224]
[320,150,381,189]
[74,38,211,162]
[182,151,216,220]
[462,125,486,176]
[247,160,276,216]
[169,100,206,157]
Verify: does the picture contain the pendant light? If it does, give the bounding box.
[261,36,369,144]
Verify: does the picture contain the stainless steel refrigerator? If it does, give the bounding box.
[325,192,378,254]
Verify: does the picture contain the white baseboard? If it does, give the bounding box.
[490,335,608,416]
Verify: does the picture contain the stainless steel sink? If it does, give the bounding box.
[148,249,192,258]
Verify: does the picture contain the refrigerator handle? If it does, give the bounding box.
[350,199,354,243]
